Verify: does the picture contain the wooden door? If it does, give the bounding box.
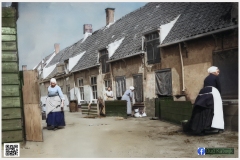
[133,74,143,102]
[213,48,238,99]
[22,70,43,141]
[115,76,126,99]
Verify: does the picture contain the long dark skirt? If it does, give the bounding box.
[189,106,214,134]
[46,111,65,127]
[189,87,214,134]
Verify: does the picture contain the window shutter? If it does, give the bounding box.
[155,70,172,96]
[100,51,109,73]
[115,76,126,97]
[146,42,154,64]
[154,39,160,63]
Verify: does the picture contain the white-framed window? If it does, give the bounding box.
[64,59,69,73]
[78,78,84,100]
[91,76,97,99]
[104,79,111,91]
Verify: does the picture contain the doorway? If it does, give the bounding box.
[133,74,143,103]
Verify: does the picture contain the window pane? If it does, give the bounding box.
[105,81,107,87]
[94,77,97,84]
[147,42,154,63]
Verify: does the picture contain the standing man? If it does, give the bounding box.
[121,86,135,116]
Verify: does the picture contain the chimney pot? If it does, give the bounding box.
[105,8,115,25]
[54,43,60,54]
[22,65,27,71]
[83,24,93,34]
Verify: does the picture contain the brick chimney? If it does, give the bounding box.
[22,65,27,71]
[83,24,93,34]
[54,43,60,54]
[105,8,115,25]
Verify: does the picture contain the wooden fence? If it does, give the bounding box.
[2,7,23,143]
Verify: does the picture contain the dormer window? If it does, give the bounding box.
[145,31,160,64]
[64,59,69,73]
[99,49,110,73]
[56,63,65,74]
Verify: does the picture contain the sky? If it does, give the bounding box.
[2,2,147,70]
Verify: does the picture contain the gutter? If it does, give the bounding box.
[38,73,72,84]
[106,51,145,63]
[71,64,100,73]
[159,25,238,48]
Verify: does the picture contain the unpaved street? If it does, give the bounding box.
[16,112,238,158]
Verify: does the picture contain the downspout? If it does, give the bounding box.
[72,72,78,103]
[141,36,146,80]
[109,62,115,99]
[142,36,145,50]
[178,43,185,92]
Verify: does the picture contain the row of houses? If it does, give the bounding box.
[34,2,238,118]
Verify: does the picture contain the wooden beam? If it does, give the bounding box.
[2,130,23,143]
[2,42,17,50]
[2,27,16,35]
[2,18,16,27]
[22,70,40,104]
[2,108,22,119]
[2,52,18,61]
[2,119,22,131]
[2,73,19,85]
[2,62,18,73]
[2,8,16,18]
[2,97,21,108]
[2,35,17,41]
[24,104,43,142]
[2,85,20,97]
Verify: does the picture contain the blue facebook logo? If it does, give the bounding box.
[198,147,205,155]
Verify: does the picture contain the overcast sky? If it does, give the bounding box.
[2,2,147,69]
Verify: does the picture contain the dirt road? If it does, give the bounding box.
[15,112,238,158]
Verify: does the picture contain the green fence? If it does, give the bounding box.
[155,98,193,125]
[2,7,24,143]
[105,100,127,118]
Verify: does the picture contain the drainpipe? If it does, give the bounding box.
[142,36,145,51]
[178,43,185,92]
[109,63,115,99]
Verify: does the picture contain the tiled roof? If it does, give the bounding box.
[161,2,237,46]
[43,2,237,80]
[33,52,54,70]
[44,2,189,77]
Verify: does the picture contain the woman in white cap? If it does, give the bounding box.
[45,78,65,130]
[121,86,135,116]
[189,66,224,135]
